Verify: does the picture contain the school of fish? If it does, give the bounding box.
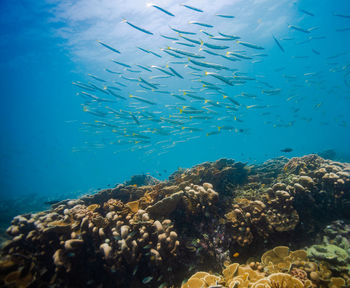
[72,3,350,156]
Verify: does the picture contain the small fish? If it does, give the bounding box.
[112,60,131,68]
[167,47,205,58]
[151,65,174,76]
[107,89,127,100]
[129,94,156,105]
[206,131,221,136]
[288,25,310,34]
[299,8,314,16]
[150,4,175,16]
[202,42,229,50]
[237,41,264,50]
[233,252,240,257]
[179,34,201,45]
[98,41,120,53]
[174,41,196,47]
[180,4,203,13]
[88,74,106,82]
[189,58,230,70]
[189,21,214,28]
[218,32,240,39]
[160,34,178,40]
[149,50,162,58]
[333,13,350,19]
[216,14,235,18]
[205,72,233,86]
[336,27,350,32]
[312,49,320,55]
[272,35,285,52]
[169,26,196,35]
[139,77,158,89]
[105,68,121,74]
[167,66,184,79]
[142,276,153,284]
[122,19,153,35]
[114,81,127,87]
[130,113,140,125]
[281,148,293,153]
[200,30,214,37]
[137,65,152,72]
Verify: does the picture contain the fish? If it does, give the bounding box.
[112,60,131,68]
[174,41,196,47]
[167,47,205,58]
[169,26,196,35]
[205,72,233,85]
[200,30,214,37]
[105,68,121,74]
[178,34,201,45]
[148,50,162,58]
[206,131,221,136]
[72,81,95,91]
[272,35,285,52]
[216,14,235,18]
[142,276,153,284]
[333,13,350,18]
[160,34,178,40]
[180,4,203,12]
[223,95,240,106]
[202,42,229,50]
[107,89,127,100]
[262,89,281,95]
[281,148,293,153]
[122,19,153,35]
[299,8,314,16]
[209,36,237,41]
[151,65,174,76]
[98,41,120,53]
[88,74,106,82]
[114,81,127,87]
[237,41,264,50]
[189,21,214,28]
[218,32,240,39]
[150,4,175,16]
[136,65,152,72]
[161,49,184,58]
[189,58,230,70]
[167,66,184,79]
[233,252,240,257]
[129,94,156,105]
[288,25,310,33]
[312,49,320,55]
[227,52,252,60]
[139,77,158,89]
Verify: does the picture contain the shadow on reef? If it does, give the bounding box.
[0,154,349,287]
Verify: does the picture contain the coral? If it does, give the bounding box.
[307,244,350,273]
[1,154,350,287]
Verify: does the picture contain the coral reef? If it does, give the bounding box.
[0,154,349,287]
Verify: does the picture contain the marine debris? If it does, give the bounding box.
[0,154,349,287]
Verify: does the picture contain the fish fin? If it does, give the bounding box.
[179,109,182,114]
[234,116,237,121]
[223,95,228,98]
[218,126,221,131]
[204,99,209,103]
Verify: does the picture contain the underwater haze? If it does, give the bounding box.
[1,0,350,203]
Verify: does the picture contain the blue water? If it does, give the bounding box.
[0,0,349,202]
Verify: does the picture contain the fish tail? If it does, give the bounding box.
[218,126,221,131]
[179,109,183,114]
